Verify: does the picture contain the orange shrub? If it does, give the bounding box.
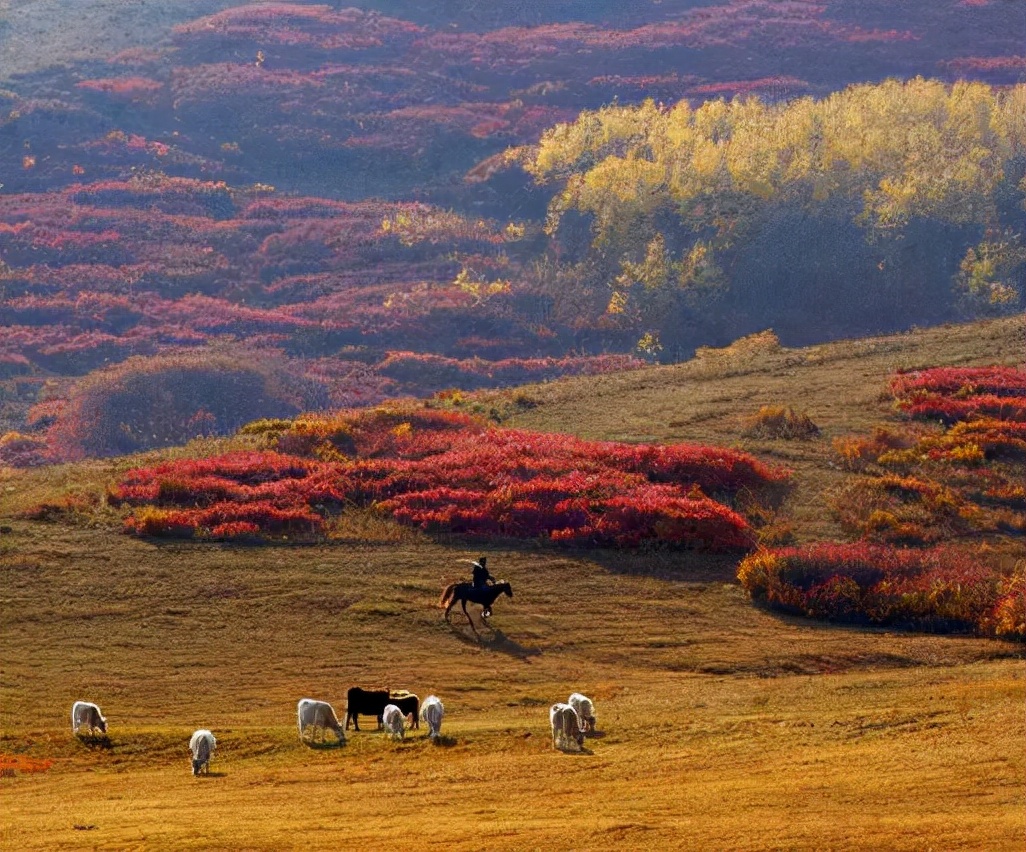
[742,406,819,440]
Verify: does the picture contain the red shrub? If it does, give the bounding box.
[738,542,1012,636]
[117,406,785,550]
[890,367,1026,424]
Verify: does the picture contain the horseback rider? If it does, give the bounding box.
[470,556,495,590]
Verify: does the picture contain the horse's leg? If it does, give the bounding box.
[444,600,455,622]
[461,600,479,634]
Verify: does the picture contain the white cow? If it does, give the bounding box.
[420,695,444,739]
[297,698,345,744]
[189,729,216,776]
[71,701,107,736]
[568,692,596,733]
[381,703,410,740]
[549,702,585,751]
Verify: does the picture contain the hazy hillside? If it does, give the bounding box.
[1,0,1024,463]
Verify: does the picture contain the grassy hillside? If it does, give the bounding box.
[496,315,1026,544]
[1,315,1023,849]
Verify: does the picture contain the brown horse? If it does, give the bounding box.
[439,580,513,630]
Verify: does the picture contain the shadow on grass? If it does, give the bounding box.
[302,739,347,750]
[75,734,113,750]
[428,734,458,748]
[195,770,227,778]
[450,623,541,660]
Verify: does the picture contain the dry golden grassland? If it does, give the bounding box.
[1,316,1024,850]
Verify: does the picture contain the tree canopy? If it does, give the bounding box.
[526,79,1026,354]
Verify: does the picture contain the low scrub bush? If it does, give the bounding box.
[738,542,1017,637]
[833,366,1026,544]
[0,431,49,467]
[891,366,1026,424]
[832,427,919,472]
[115,405,788,550]
[47,350,310,460]
[742,405,820,440]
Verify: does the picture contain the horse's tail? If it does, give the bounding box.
[439,582,458,608]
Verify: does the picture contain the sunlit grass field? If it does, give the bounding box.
[2,316,1024,849]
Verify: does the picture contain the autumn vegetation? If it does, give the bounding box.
[2,316,1023,850]
[106,406,786,551]
[525,79,1026,354]
[1,2,1024,459]
[1,2,1024,848]
[739,365,1026,638]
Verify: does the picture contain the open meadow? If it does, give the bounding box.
[1,316,1024,850]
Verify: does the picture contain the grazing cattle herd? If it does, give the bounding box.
[66,562,585,773]
[70,691,596,774]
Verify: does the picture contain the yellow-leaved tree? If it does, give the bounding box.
[525,79,1026,356]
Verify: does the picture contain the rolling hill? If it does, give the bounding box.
[1,315,1022,849]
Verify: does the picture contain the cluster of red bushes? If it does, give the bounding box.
[5,0,1018,202]
[740,365,1025,638]
[109,407,787,549]
[890,366,1026,424]
[0,173,655,460]
[738,542,1023,638]
[829,368,1026,546]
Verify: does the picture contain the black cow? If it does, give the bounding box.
[346,687,420,731]
[346,687,389,731]
[389,692,420,729]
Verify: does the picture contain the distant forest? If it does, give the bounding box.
[1,1,1024,460]
[525,79,1026,354]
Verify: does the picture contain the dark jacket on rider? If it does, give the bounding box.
[472,557,494,589]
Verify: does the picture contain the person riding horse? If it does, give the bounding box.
[470,556,494,591]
